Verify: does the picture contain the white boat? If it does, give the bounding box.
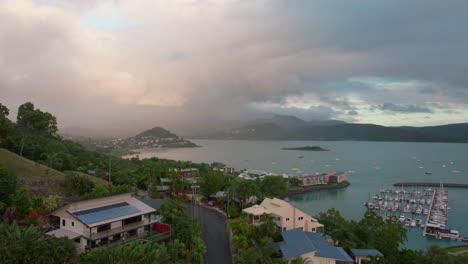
[410,220,417,227]
[416,207,423,215]
[405,218,411,226]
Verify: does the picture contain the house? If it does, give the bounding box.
[46,193,165,253]
[349,249,383,264]
[242,197,323,232]
[177,168,199,179]
[212,163,235,174]
[273,228,353,264]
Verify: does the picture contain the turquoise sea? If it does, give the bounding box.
[128,140,468,250]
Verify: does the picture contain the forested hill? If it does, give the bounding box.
[135,127,178,139]
[99,126,199,149]
[193,116,468,143]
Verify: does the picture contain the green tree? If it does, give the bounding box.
[42,195,64,213]
[64,172,95,196]
[0,103,14,147]
[159,199,187,224]
[0,164,16,205]
[80,185,110,200]
[0,221,76,264]
[199,171,225,198]
[229,178,260,209]
[359,211,407,262]
[260,176,288,198]
[16,102,58,156]
[11,187,31,218]
[80,240,170,264]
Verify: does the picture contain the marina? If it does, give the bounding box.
[364,187,434,229]
[364,184,468,242]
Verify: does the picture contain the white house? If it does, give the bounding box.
[46,193,161,253]
[243,197,324,233]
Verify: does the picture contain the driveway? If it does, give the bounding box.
[187,204,232,264]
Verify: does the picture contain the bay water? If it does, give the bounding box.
[128,140,468,249]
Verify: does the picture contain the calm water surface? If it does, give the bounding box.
[128,140,468,250]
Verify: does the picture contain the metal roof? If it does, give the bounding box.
[72,202,140,225]
[279,228,353,262]
[280,228,317,259]
[350,248,384,257]
[305,232,353,261]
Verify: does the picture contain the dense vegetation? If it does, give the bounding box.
[0,221,77,264]
[0,102,209,263]
[136,127,178,139]
[230,214,283,264]
[317,209,468,264]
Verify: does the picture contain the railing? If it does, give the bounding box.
[85,218,160,240]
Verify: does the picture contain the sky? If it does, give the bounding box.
[1,0,468,136]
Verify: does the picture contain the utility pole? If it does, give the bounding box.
[108,157,112,184]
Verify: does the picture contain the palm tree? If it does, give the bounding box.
[40,152,62,169]
[292,256,314,264]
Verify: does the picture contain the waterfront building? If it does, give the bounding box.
[295,172,347,187]
[349,249,384,264]
[243,197,323,232]
[273,228,353,264]
[46,194,166,253]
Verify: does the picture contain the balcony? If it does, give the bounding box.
[86,216,161,240]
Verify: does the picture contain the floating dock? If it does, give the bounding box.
[422,185,468,242]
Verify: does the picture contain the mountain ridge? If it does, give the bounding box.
[191,115,468,143]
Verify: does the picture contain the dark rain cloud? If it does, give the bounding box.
[379,103,433,113]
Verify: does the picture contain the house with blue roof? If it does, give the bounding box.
[273,228,354,264]
[350,248,384,264]
[46,193,166,253]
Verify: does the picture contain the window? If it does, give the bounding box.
[286,218,289,221]
[123,216,142,226]
[72,222,74,227]
[298,216,304,220]
[62,219,65,226]
[73,238,80,243]
[97,224,111,233]
[283,227,287,231]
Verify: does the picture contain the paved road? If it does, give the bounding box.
[448,249,468,256]
[188,205,232,264]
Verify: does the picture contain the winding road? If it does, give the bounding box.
[187,205,232,264]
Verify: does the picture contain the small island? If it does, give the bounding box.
[281,146,329,151]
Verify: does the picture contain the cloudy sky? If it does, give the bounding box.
[1,0,468,135]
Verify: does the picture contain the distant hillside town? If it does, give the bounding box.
[93,127,199,150]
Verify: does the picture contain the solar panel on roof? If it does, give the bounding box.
[72,202,141,225]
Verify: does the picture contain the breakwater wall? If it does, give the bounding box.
[393,182,468,188]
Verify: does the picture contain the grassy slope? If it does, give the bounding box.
[0,148,107,196]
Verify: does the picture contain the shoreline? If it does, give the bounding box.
[287,181,350,197]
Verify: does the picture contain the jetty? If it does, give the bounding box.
[422,185,468,242]
[393,182,468,188]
